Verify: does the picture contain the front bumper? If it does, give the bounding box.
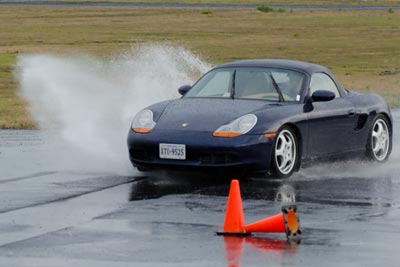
[127,129,274,174]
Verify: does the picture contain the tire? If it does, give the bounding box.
[271,126,299,178]
[366,115,392,162]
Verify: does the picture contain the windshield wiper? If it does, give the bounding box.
[269,74,285,102]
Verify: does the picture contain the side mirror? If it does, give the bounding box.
[178,85,192,96]
[311,90,336,102]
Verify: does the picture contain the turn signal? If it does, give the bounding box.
[263,132,277,138]
[213,132,242,138]
[133,127,152,134]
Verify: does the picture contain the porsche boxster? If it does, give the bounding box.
[127,59,392,178]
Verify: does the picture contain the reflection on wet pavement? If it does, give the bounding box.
[129,173,394,209]
[129,174,289,202]
[223,236,300,267]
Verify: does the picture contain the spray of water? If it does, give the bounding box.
[295,109,400,181]
[15,44,399,179]
[16,44,211,174]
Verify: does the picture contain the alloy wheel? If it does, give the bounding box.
[371,118,390,161]
[275,129,297,175]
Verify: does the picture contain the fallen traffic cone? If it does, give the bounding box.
[217,179,250,236]
[244,205,301,239]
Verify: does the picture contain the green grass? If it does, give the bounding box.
[0,54,15,78]
[257,5,274,12]
[0,53,33,128]
[46,0,400,7]
[0,7,400,128]
[257,5,286,12]
[201,9,213,15]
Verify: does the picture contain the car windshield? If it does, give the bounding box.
[184,67,305,102]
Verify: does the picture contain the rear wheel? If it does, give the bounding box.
[367,115,391,162]
[271,126,298,178]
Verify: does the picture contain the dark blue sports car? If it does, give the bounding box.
[127,59,392,178]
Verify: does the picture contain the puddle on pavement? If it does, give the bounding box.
[129,170,396,210]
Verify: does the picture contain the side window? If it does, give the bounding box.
[310,73,340,98]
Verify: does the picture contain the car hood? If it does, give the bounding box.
[154,98,277,132]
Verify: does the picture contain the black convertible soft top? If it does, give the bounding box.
[218,59,331,75]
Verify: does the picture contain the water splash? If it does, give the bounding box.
[293,109,400,182]
[15,44,211,173]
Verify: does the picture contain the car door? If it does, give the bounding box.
[306,73,358,157]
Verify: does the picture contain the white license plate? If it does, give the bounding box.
[159,143,186,160]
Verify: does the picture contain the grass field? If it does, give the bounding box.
[0,6,399,128]
[46,0,400,7]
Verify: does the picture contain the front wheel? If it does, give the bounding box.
[366,115,392,162]
[271,126,298,178]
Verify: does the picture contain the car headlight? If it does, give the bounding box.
[131,109,156,134]
[213,114,257,138]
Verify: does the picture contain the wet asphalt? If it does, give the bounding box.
[0,111,399,266]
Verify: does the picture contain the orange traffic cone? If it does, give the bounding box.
[244,206,301,239]
[217,179,250,236]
